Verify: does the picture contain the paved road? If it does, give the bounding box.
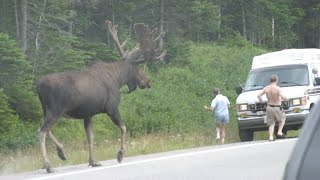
[2,138,296,180]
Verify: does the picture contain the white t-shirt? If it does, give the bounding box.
[210,94,230,115]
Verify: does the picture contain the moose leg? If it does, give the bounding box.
[39,114,56,173]
[48,131,66,161]
[107,109,127,163]
[84,117,101,167]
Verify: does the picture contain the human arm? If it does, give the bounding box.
[257,88,266,103]
[204,105,214,111]
[204,99,216,111]
[279,88,288,101]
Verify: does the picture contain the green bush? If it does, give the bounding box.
[116,42,266,139]
[0,38,268,150]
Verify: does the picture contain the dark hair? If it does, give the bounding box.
[213,88,220,95]
[270,74,278,83]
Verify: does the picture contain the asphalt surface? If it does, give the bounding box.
[1,138,296,180]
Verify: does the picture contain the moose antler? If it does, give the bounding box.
[134,23,166,63]
[105,20,166,63]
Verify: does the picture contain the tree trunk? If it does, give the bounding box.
[272,17,275,37]
[159,0,164,51]
[241,0,247,39]
[20,0,27,52]
[35,0,47,50]
[14,0,20,43]
[216,0,221,39]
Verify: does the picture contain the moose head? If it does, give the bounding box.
[105,20,166,93]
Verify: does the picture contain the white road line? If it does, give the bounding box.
[28,139,295,180]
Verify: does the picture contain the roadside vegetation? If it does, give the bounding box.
[0,0,315,174]
[0,36,267,173]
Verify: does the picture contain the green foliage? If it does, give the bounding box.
[217,32,255,48]
[187,0,220,41]
[0,33,41,151]
[117,42,266,138]
[32,34,87,75]
[0,89,19,134]
[71,39,119,65]
[164,35,192,67]
[0,34,30,88]
[0,33,41,122]
[0,89,37,151]
[0,122,39,151]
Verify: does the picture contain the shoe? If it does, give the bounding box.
[269,138,275,142]
[276,133,286,139]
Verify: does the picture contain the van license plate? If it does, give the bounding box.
[256,111,264,116]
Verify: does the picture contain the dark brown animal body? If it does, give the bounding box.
[37,20,165,173]
[38,61,149,121]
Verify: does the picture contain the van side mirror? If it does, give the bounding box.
[314,77,320,86]
[312,68,318,74]
[236,86,243,95]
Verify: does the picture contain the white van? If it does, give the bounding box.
[236,49,320,141]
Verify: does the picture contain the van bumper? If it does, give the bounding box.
[238,110,309,131]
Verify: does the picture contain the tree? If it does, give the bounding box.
[295,0,320,48]
[0,33,41,121]
[0,89,19,134]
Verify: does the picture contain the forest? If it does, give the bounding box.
[0,0,320,170]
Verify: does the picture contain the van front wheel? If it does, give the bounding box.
[239,129,254,142]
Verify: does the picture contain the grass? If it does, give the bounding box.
[0,128,299,175]
[0,129,239,175]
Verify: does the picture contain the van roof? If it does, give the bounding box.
[251,49,320,69]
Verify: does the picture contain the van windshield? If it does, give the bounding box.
[243,65,309,92]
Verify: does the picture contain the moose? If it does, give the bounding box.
[37,20,166,173]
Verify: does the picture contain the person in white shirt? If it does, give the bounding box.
[204,88,230,144]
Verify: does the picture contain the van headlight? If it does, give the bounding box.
[292,98,301,106]
[237,104,248,111]
[291,97,307,106]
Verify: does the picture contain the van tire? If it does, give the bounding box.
[239,129,254,142]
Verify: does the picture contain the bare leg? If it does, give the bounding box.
[107,109,126,163]
[84,117,101,167]
[277,118,286,135]
[48,131,66,161]
[220,123,226,144]
[215,124,220,139]
[268,123,275,141]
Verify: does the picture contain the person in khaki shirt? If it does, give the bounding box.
[257,74,288,141]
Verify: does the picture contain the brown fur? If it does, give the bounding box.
[37,60,150,173]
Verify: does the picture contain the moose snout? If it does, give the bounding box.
[139,82,151,89]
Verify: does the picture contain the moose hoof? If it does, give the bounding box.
[89,162,102,167]
[56,148,66,161]
[117,149,125,163]
[46,168,54,173]
[42,165,54,173]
